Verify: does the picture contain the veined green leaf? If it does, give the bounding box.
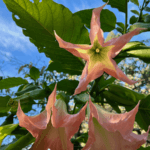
[126,47,150,63]
[0,77,28,89]
[122,41,145,51]
[107,84,145,103]
[15,84,38,96]
[3,0,89,75]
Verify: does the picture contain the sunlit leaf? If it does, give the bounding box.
[5,133,35,150]
[0,124,18,146]
[3,0,89,75]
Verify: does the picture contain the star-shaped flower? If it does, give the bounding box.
[54,2,146,95]
[16,84,88,150]
[83,97,150,150]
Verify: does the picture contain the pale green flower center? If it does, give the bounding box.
[96,48,100,53]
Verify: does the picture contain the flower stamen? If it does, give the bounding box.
[96,48,100,53]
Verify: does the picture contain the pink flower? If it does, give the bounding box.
[83,97,150,150]
[16,84,88,150]
[54,2,146,95]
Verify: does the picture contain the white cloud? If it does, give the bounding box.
[0,50,12,61]
[0,16,35,53]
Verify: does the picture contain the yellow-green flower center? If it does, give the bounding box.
[96,48,100,53]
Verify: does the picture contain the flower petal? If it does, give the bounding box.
[104,58,139,85]
[74,62,104,95]
[83,98,150,150]
[31,98,88,150]
[103,28,147,58]
[54,30,91,61]
[89,2,108,45]
[30,121,71,150]
[51,99,88,138]
[17,84,88,150]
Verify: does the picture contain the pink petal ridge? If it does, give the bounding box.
[83,97,150,150]
[17,84,88,150]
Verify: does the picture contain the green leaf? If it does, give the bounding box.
[10,126,28,139]
[0,96,11,113]
[47,61,83,75]
[102,91,135,106]
[1,113,14,126]
[105,100,121,113]
[102,0,129,13]
[129,22,150,32]
[144,7,150,12]
[3,0,89,75]
[7,89,46,113]
[130,0,139,6]
[16,84,28,93]
[74,93,94,104]
[98,75,116,92]
[5,133,35,150]
[125,46,150,63]
[122,41,145,51]
[138,146,150,149]
[0,124,18,146]
[56,92,70,104]
[49,79,79,95]
[100,9,116,32]
[9,89,46,103]
[130,15,138,24]
[116,27,124,34]
[0,77,28,90]
[74,9,116,32]
[144,15,150,23]
[15,84,38,96]
[107,84,145,103]
[102,84,145,107]
[116,22,125,30]
[29,66,40,80]
[131,10,140,15]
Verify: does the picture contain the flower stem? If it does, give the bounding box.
[124,0,128,34]
[138,0,148,22]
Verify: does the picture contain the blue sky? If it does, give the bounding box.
[0,0,149,147]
